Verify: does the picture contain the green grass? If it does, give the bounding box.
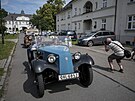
[4,33,19,39]
[0,41,15,60]
[0,68,5,98]
[72,40,78,45]
[0,68,4,76]
[0,88,3,98]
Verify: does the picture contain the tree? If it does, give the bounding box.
[0,8,8,34]
[30,0,65,31]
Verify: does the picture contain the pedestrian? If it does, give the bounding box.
[131,37,135,60]
[104,38,125,73]
[131,47,135,60]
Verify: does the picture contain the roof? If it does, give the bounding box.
[4,13,32,21]
[57,0,73,14]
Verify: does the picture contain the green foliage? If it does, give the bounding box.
[0,41,15,60]
[30,0,65,31]
[0,9,8,34]
[0,9,8,18]
[4,33,19,39]
[0,68,4,76]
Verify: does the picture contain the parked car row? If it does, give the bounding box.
[24,29,116,48]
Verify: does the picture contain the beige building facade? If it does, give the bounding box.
[56,0,135,44]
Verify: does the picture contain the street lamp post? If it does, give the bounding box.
[0,0,4,44]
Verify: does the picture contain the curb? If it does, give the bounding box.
[0,39,18,99]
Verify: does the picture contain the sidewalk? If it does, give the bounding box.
[0,39,18,94]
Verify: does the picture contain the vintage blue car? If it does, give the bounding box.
[27,36,94,97]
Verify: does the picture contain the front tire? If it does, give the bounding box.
[27,49,34,63]
[79,65,93,87]
[87,41,93,47]
[36,74,44,97]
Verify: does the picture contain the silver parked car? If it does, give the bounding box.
[78,30,116,47]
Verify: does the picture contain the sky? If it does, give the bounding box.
[1,0,71,14]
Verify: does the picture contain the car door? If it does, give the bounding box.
[93,32,103,44]
[102,32,110,42]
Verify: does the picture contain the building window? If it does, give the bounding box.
[84,1,93,13]
[103,0,107,8]
[75,8,77,16]
[129,0,135,2]
[61,15,63,21]
[94,21,97,29]
[79,8,81,15]
[58,25,59,31]
[57,16,59,21]
[101,19,106,30]
[127,15,135,29]
[78,23,81,29]
[67,11,70,19]
[68,23,70,30]
[75,22,77,30]
[95,2,98,10]
[63,13,66,20]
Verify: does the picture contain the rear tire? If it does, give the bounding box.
[36,74,44,97]
[79,65,93,87]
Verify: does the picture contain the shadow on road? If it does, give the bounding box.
[23,61,39,98]
[22,61,84,98]
[93,65,114,73]
[20,43,27,48]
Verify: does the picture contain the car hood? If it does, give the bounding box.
[39,45,74,74]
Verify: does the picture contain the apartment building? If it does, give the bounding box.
[4,10,32,33]
[116,0,135,44]
[56,0,135,44]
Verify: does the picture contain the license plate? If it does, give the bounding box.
[58,73,79,81]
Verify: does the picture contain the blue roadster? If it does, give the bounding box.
[27,36,94,97]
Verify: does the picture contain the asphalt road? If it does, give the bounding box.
[3,33,135,101]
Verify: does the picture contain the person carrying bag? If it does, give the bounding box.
[104,38,127,73]
[112,42,131,58]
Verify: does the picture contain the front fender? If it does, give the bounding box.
[31,59,58,73]
[73,54,94,70]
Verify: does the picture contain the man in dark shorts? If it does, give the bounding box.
[104,38,125,73]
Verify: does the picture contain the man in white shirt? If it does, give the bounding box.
[104,38,125,73]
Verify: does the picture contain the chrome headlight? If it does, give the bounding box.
[29,36,32,39]
[47,54,56,63]
[74,52,81,60]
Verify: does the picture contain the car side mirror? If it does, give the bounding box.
[94,35,97,37]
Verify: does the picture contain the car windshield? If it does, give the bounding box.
[67,31,76,35]
[85,32,96,36]
[30,35,65,48]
